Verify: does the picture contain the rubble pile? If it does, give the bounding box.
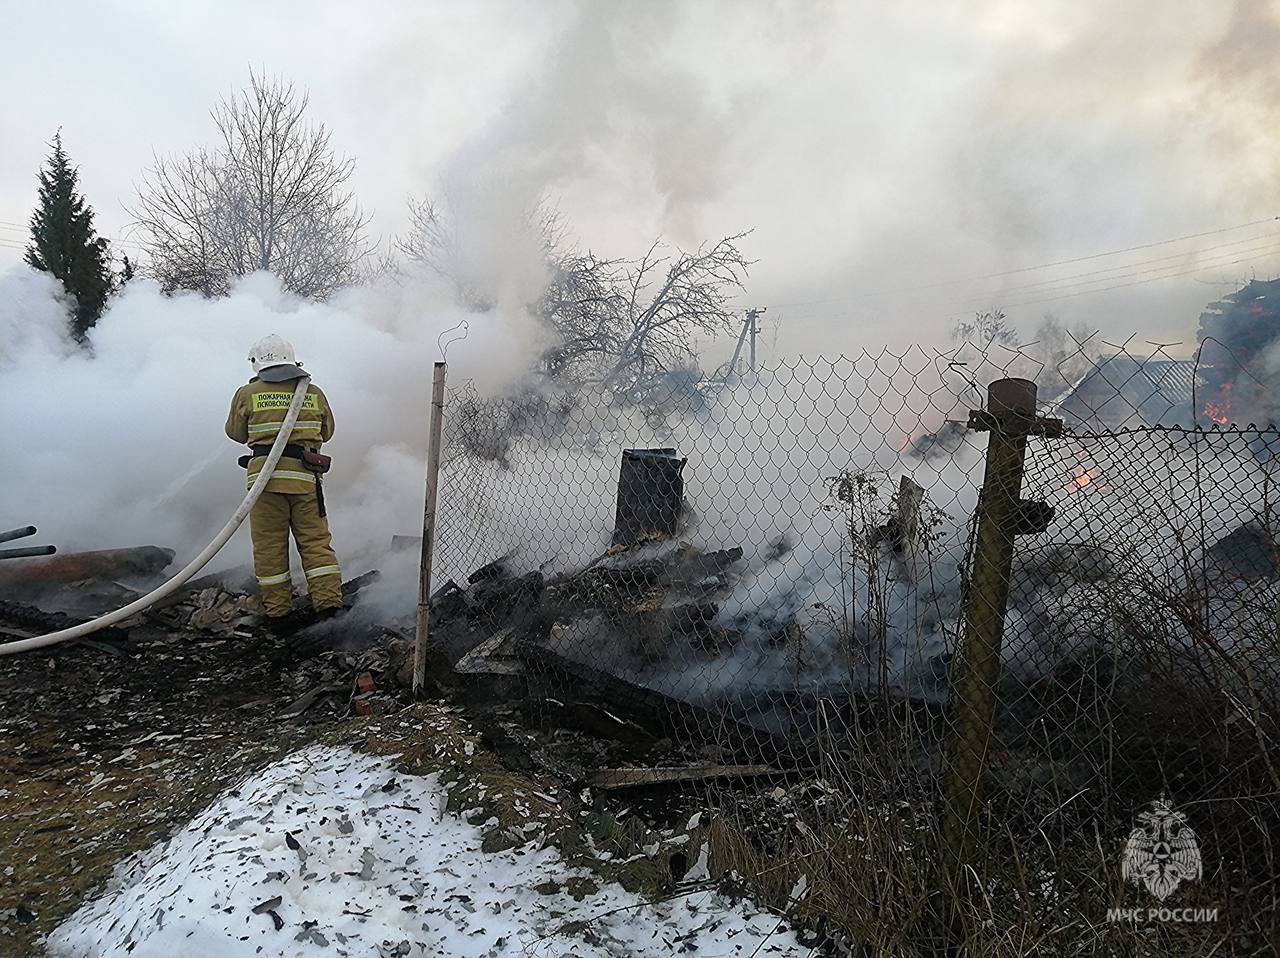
[544,543,745,661]
[423,537,826,769]
[148,585,263,636]
[430,540,747,678]
[275,640,415,719]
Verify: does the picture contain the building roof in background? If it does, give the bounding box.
[1044,355,1198,429]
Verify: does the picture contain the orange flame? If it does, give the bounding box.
[1203,382,1233,424]
[1068,466,1101,491]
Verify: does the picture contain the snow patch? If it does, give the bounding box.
[49,745,804,957]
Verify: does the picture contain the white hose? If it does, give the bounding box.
[0,376,313,656]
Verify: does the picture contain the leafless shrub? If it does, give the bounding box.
[701,681,1266,955]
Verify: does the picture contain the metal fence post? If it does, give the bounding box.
[941,378,1045,924]
[413,361,447,697]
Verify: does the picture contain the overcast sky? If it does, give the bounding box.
[2,0,1278,356]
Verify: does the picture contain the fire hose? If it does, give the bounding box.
[0,376,312,656]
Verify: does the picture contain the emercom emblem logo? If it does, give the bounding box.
[1121,798,1202,901]
[1108,798,1217,924]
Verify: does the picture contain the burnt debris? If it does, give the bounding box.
[0,545,176,614]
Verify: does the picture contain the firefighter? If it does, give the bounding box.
[225,334,342,626]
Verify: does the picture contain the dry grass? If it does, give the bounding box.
[715,463,1278,954]
[698,669,1279,957]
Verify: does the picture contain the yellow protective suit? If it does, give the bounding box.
[225,377,342,617]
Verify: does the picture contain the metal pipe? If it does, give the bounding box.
[0,526,38,544]
[0,545,58,561]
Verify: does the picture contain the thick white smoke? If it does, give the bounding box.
[7,252,1275,708]
[0,262,544,581]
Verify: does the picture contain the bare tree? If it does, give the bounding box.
[132,72,369,299]
[399,191,750,404]
[546,235,752,402]
[951,307,1017,350]
[943,307,1024,401]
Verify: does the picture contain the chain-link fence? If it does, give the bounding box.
[425,344,1279,955]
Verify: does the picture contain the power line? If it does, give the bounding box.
[783,245,1280,326]
[770,215,1280,310]
[907,238,1280,314]
[781,234,1280,320]
[939,231,1280,300]
[994,245,1280,310]
[944,214,1280,277]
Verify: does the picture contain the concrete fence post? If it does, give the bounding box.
[941,377,1046,935]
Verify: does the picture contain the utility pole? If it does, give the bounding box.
[728,307,768,379]
[746,307,766,371]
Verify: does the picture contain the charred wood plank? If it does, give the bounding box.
[513,638,797,765]
[586,764,780,789]
[0,546,175,593]
[467,555,514,584]
[453,628,525,676]
[672,547,744,583]
[340,569,381,598]
[430,579,461,603]
[724,687,948,746]
[0,600,131,645]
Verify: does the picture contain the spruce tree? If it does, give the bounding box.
[25,132,114,341]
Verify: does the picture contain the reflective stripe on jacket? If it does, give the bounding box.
[225,378,335,495]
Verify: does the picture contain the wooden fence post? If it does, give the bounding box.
[941,377,1054,938]
[413,361,447,697]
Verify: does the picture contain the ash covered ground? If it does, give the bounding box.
[0,568,829,957]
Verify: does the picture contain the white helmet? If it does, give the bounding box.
[248,334,305,381]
